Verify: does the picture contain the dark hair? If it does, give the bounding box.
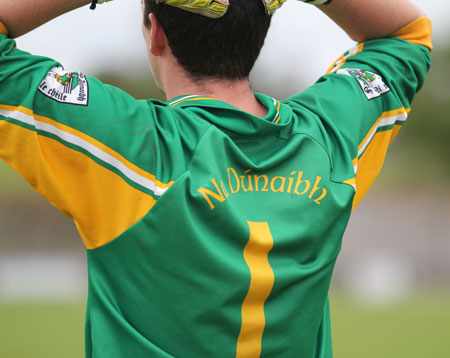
[144,0,272,81]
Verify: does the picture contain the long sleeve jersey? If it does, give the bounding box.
[0,16,432,358]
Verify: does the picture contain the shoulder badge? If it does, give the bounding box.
[337,68,390,100]
[38,66,89,106]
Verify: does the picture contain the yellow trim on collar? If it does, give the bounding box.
[170,96,215,106]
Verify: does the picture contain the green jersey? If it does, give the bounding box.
[0,17,431,358]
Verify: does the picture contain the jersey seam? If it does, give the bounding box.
[0,105,170,198]
[186,125,217,171]
[89,126,215,251]
[289,131,341,184]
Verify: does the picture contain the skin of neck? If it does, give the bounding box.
[143,13,268,118]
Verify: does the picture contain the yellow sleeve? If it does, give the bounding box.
[392,16,433,51]
[0,21,8,35]
[0,105,158,249]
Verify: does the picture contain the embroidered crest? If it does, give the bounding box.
[38,67,89,106]
[337,68,390,100]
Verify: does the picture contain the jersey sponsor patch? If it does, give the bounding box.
[337,68,390,100]
[38,66,89,106]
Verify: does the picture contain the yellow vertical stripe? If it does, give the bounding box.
[236,222,275,358]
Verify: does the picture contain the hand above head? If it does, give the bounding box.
[315,0,426,42]
[154,0,230,19]
[0,0,91,38]
[261,0,331,15]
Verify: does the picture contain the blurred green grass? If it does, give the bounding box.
[0,301,85,358]
[1,292,450,358]
[331,291,450,358]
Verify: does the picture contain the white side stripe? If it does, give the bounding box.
[0,109,169,197]
[0,108,34,126]
[358,112,407,158]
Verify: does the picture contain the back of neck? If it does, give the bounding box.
[165,77,268,118]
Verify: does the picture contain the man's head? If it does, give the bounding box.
[142,0,272,84]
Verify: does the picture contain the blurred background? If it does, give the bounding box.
[1,0,449,357]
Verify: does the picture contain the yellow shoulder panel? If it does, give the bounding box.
[0,21,8,36]
[392,16,432,51]
[0,105,158,249]
[352,108,408,211]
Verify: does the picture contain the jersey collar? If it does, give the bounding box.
[166,94,292,136]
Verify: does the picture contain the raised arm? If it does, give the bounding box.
[0,0,90,38]
[287,0,431,210]
[317,0,427,42]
